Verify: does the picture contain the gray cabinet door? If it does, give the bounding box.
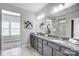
[38,48,42,54]
[35,38,38,50]
[30,34,32,46]
[43,44,52,56]
[38,39,42,48]
[34,38,36,49]
[34,38,38,50]
[38,39,43,55]
[30,35,34,47]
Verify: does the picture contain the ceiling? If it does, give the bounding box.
[9,3,48,12]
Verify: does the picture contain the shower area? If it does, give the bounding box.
[1,10,21,53]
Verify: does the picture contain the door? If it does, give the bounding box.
[58,18,66,37]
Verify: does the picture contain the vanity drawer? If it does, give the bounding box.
[38,38,42,42]
[48,42,60,51]
[61,47,76,56]
[43,40,47,45]
[54,50,66,56]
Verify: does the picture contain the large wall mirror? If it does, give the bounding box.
[37,16,67,37]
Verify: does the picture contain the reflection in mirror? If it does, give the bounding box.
[58,18,66,38]
[39,18,52,35]
[37,16,54,35]
[73,18,79,40]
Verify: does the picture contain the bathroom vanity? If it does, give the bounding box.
[30,33,79,56]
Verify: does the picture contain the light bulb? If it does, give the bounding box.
[58,4,64,10]
[37,14,45,19]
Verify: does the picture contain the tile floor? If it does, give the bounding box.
[1,46,40,56]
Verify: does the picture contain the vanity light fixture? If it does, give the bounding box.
[64,3,76,9]
[64,3,74,6]
[53,3,76,13]
[37,14,45,20]
[58,4,64,10]
[53,6,58,13]
[64,3,71,6]
[53,4,64,13]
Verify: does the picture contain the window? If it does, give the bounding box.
[2,21,20,36]
[2,21,9,36]
[11,22,20,35]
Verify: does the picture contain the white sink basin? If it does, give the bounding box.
[69,38,79,45]
[51,40,65,44]
[44,34,48,36]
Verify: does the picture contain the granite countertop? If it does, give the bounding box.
[32,33,79,52]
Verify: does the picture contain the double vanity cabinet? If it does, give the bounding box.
[30,33,79,56]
